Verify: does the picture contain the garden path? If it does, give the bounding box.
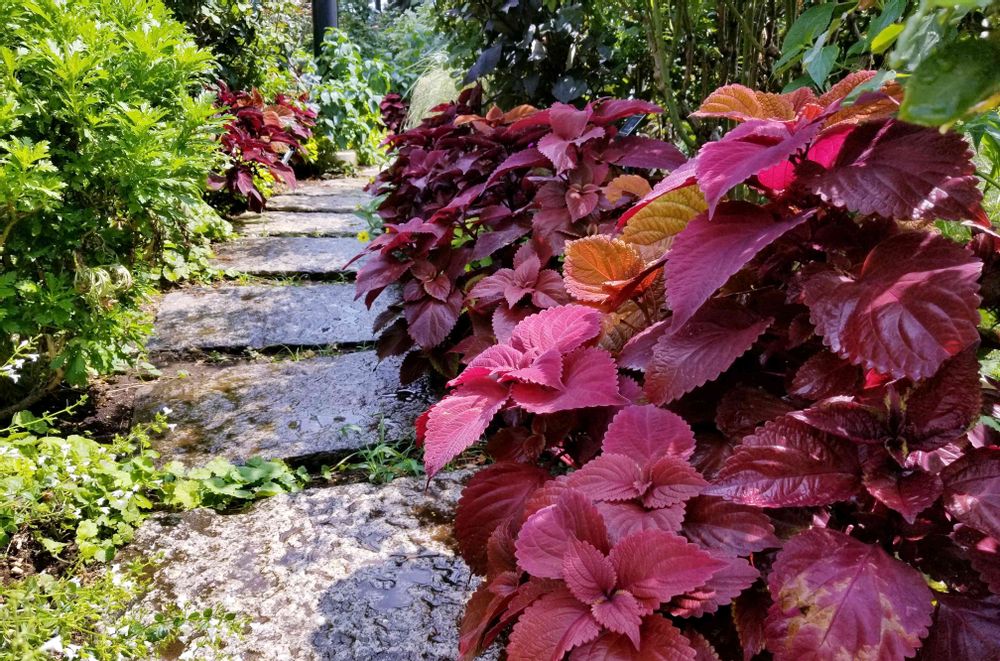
[126,176,486,660]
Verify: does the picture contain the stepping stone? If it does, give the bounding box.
[126,472,495,660]
[133,352,430,465]
[148,284,387,352]
[266,192,370,213]
[286,177,371,196]
[234,211,367,237]
[210,237,364,276]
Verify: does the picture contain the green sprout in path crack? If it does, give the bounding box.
[325,417,422,484]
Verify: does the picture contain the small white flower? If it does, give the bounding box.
[26,353,39,362]
[161,406,174,416]
[39,636,64,655]
[167,423,177,431]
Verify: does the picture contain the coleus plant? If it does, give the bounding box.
[419,71,1000,659]
[352,87,683,381]
[208,83,316,212]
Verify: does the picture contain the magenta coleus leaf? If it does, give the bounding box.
[789,350,862,401]
[665,203,812,329]
[707,417,861,507]
[562,540,617,605]
[423,379,509,477]
[862,458,943,524]
[901,347,982,451]
[507,587,601,661]
[694,117,822,216]
[516,488,610,579]
[669,552,759,618]
[919,594,1000,660]
[645,300,772,405]
[801,119,985,222]
[455,462,551,574]
[681,495,779,556]
[803,231,982,380]
[596,501,686,543]
[511,346,628,414]
[602,405,697,463]
[765,528,934,661]
[942,447,1000,539]
[569,615,697,661]
[510,304,604,355]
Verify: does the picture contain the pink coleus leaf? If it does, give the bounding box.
[562,540,617,604]
[707,417,861,507]
[591,592,643,648]
[455,462,551,574]
[609,530,727,609]
[942,447,1000,539]
[765,528,934,661]
[507,587,601,661]
[423,379,509,477]
[919,594,1000,660]
[602,405,697,463]
[695,117,822,216]
[681,495,779,556]
[511,346,629,414]
[565,453,647,502]
[669,552,759,618]
[451,343,525,387]
[591,99,663,125]
[613,136,687,170]
[801,119,985,222]
[643,455,708,509]
[665,203,812,329]
[516,489,610,579]
[510,304,604,354]
[569,615,697,661]
[503,347,564,389]
[645,300,772,405]
[596,501,686,543]
[803,231,982,381]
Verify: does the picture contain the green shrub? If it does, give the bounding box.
[311,29,391,166]
[0,0,225,405]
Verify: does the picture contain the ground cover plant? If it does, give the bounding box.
[353,87,684,380]
[415,72,1000,659]
[209,84,317,212]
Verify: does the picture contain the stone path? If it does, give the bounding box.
[127,175,481,659]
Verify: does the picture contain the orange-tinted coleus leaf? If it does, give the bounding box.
[604,174,653,204]
[563,236,651,306]
[691,84,796,122]
[765,528,934,661]
[620,185,706,262]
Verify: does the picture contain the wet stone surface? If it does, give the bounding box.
[266,192,371,213]
[148,284,388,351]
[133,352,431,465]
[211,237,365,276]
[234,211,367,237]
[127,472,494,660]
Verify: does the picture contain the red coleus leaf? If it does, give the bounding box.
[602,405,697,463]
[901,346,982,451]
[516,489,611,579]
[507,587,602,661]
[681,495,779,556]
[459,575,518,660]
[942,447,1000,539]
[511,346,628,414]
[646,300,772,405]
[665,203,812,329]
[765,528,934,661]
[565,453,647,502]
[562,540,618,604]
[613,136,687,170]
[733,587,770,661]
[694,117,822,215]
[789,350,862,401]
[510,304,603,355]
[609,530,727,609]
[803,231,982,381]
[422,379,509,477]
[669,552,759,617]
[596,501,687,543]
[455,462,551,574]
[862,456,943,524]
[707,417,861,507]
[643,455,708,508]
[920,594,1000,659]
[404,289,464,348]
[591,592,643,647]
[801,119,984,222]
[569,615,697,661]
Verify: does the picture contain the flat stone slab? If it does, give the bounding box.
[133,352,431,465]
[234,211,367,237]
[127,472,492,660]
[211,237,364,276]
[148,284,386,352]
[267,192,370,213]
[285,177,371,197]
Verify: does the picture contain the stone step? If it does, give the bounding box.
[126,472,492,660]
[133,352,430,466]
[267,192,370,213]
[284,177,372,196]
[211,237,364,276]
[234,211,367,237]
[148,284,386,352]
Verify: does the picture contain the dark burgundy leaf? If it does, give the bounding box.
[862,460,943,524]
[942,447,1000,539]
[613,136,687,170]
[665,203,812,329]
[707,417,861,507]
[646,300,772,405]
[803,231,982,380]
[681,495,779,556]
[903,347,982,451]
[801,119,985,222]
[919,594,1000,660]
[733,586,770,661]
[404,289,464,348]
[790,351,862,401]
[765,528,934,661]
[715,387,794,441]
[455,462,551,574]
